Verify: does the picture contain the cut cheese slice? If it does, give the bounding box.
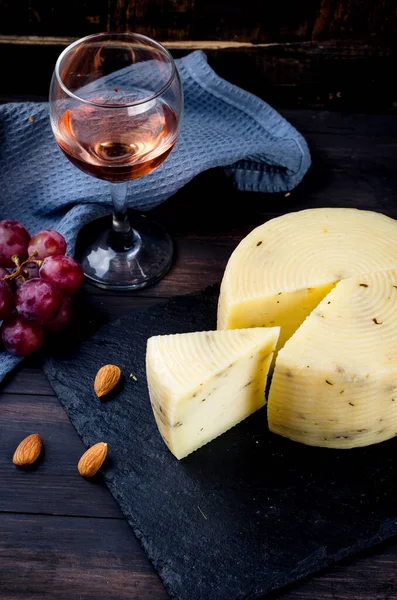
[268,268,397,448]
[146,327,280,459]
[218,208,397,351]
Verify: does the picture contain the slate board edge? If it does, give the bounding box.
[43,285,397,600]
[250,522,397,600]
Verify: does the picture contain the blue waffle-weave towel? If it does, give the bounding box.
[0,50,311,381]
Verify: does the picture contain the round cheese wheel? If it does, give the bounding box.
[268,268,397,448]
[218,208,397,350]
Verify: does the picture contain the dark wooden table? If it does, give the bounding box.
[1,109,397,600]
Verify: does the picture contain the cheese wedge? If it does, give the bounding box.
[218,208,397,351]
[146,328,280,459]
[268,268,397,448]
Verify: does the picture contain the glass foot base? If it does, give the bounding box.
[76,213,173,290]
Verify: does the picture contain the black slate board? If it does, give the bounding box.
[43,285,397,600]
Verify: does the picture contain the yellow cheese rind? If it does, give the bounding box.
[218,208,397,350]
[268,269,397,448]
[146,328,280,459]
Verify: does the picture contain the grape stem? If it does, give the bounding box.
[2,255,43,283]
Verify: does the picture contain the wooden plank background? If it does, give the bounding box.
[0,0,397,112]
[0,0,396,111]
[0,0,395,43]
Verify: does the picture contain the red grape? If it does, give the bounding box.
[1,267,15,293]
[0,279,14,320]
[0,220,30,267]
[14,262,40,289]
[16,278,62,324]
[45,295,73,331]
[1,315,43,356]
[0,266,9,280]
[28,230,67,260]
[40,255,84,296]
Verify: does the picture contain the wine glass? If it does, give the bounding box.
[49,33,183,290]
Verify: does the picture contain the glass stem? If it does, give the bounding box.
[110,181,135,251]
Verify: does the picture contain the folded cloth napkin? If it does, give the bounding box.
[0,50,311,383]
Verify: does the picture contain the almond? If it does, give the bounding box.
[78,442,108,477]
[13,433,42,466]
[94,364,121,398]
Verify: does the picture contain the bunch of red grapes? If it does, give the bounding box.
[0,220,84,357]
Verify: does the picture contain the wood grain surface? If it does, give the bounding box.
[0,0,395,43]
[0,37,395,111]
[0,0,395,110]
[1,109,397,599]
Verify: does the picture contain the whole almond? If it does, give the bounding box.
[13,433,42,466]
[78,442,108,477]
[94,364,121,398]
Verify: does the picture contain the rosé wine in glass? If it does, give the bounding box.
[49,33,183,290]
